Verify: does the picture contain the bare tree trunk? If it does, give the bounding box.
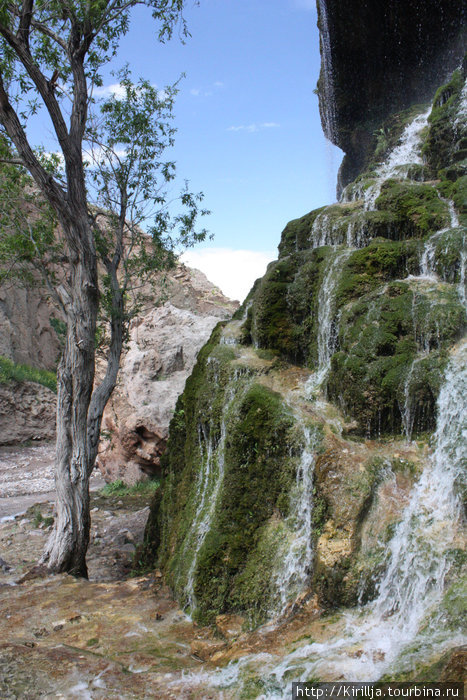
[42,252,98,577]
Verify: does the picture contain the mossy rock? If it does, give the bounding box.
[336,238,420,305]
[375,179,450,237]
[248,256,299,357]
[278,208,325,257]
[191,382,300,624]
[147,328,309,625]
[426,227,467,283]
[327,280,464,435]
[422,69,466,175]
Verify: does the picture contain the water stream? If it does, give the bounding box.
[273,424,319,615]
[196,340,466,696]
[307,246,353,392]
[182,368,250,613]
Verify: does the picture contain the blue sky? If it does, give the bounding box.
[28,0,342,300]
[113,0,343,299]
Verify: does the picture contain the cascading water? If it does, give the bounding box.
[307,246,352,392]
[195,340,466,697]
[419,199,461,278]
[340,108,431,207]
[272,424,319,615]
[181,368,249,613]
[363,108,431,210]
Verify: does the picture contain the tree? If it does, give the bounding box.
[0,0,207,576]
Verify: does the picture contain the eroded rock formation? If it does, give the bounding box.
[97,265,237,484]
[0,382,56,445]
[317,0,467,189]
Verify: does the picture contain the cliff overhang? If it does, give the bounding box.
[317,0,467,191]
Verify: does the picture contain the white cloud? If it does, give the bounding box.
[190,82,224,98]
[93,82,167,101]
[82,144,127,167]
[227,122,280,133]
[93,83,127,99]
[180,247,276,302]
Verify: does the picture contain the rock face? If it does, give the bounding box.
[317,0,467,189]
[0,382,56,445]
[0,260,237,481]
[0,282,61,371]
[97,265,237,484]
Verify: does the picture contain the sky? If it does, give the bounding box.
[31,0,343,301]
[111,0,343,300]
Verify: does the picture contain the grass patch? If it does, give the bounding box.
[98,478,160,498]
[0,355,57,392]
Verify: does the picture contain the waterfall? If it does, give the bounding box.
[317,0,337,142]
[340,107,431,206]
[362,108,431,210]
[267,340,466,690]
[182,369,249,613]
[459,234,466,312]
[193,341,466,697]
[307,246,352,392]
[273,425,319,615]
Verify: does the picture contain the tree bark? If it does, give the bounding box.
[41,248,99,577]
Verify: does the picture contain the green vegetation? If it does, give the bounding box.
[375,180,449,236]
[328,280,463,434]
[0,355,56,392]
[30,507,55,529]
[98,479,160,498]
[422,68,465,175]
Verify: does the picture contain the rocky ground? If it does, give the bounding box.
[1,445,465,699]
[0,443,104,520]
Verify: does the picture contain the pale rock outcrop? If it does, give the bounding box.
[97,265,237,484]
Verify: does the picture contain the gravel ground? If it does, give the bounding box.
[0,442,105,520]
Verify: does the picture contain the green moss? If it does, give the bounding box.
[328,280,462,435]
[98,478,160,498]
[229,518,287,628]
[375,180,450,236]
[248,255,300,358]
[336,238,420,305]
[192,382,298,624]
[278,208,325,257]
[422,69,466,175]
[451,175,467,225]
[439,578,467,632]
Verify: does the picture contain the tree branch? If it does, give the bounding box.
[17,0,34,49]
[0,72,67,215]
[0,19,70,151]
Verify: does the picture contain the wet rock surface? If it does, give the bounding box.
[0,484,329,699]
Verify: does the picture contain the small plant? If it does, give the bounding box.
[31,508,54,529]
